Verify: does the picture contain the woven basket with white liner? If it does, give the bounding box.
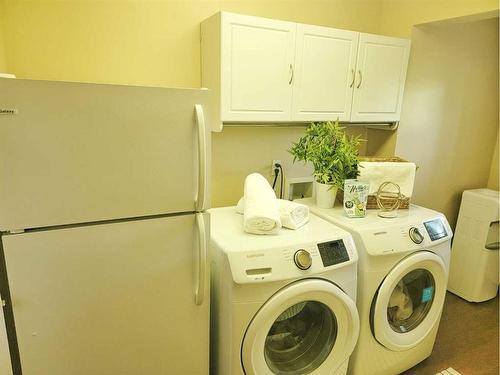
[357,157,417,209]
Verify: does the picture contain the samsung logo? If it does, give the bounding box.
[0,108,18,115]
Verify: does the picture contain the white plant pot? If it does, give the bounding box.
[315,181,338,208]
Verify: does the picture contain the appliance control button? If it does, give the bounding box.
[294,249,312,270]
[409,227,424,244]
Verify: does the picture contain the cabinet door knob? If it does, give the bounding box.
[349,69,355,88]
[289,64,294,85]
[356,70,363,88]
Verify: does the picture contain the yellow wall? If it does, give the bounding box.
[213,126,367,205]
[378,0,499,37]
[1,1,498,207]
[0,0,382,206]
[395,18,499,228]
[1,0,382,87]
[370,1,499,157]
[0,10,7,72]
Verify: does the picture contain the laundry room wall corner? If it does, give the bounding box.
[395,17,499,229]
[377,0,499,38]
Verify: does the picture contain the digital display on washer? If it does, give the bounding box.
[424,218,447,241]
[317,240,349,267]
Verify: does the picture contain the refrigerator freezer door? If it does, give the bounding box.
[2,213,209,375]
[0,78,212,231]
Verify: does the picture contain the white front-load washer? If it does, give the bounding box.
[298,199,453,375]
[209,207,360,375]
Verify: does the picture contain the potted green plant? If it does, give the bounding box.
[289,120,363,208]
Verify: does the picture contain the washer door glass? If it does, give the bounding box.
[264,301,337,374]
[387,269,435,333]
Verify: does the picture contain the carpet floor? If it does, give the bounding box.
[401,292,499,375]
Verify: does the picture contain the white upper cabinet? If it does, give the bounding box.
[350,33,411,122]
[202,12,296,122]
[292,24,359,122]
[201,12,411,124]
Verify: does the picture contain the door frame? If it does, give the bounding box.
[241,278,359,375]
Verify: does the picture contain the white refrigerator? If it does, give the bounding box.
[0,78,212,375]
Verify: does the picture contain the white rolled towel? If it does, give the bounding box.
[242,173,281,235]
[237,198,309,230]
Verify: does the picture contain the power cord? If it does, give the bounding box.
[272,164,280,190]
[271,163,284,199]
[277,164,284,199]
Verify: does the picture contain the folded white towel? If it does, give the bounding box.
[237,198,309,230]
[358,162,416,197]
[278,199,310,230]
[242,173,281,235]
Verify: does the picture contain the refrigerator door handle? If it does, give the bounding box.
[195,104,207,212]
[195,213,207,305]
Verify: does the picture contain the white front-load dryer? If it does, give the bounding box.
[209,207,360,375]
[298,199,453,375]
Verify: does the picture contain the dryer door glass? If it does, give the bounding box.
[264,301,337,374]
[387,268,435,333]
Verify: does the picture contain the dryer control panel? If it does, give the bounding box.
[357,215,452,256]
[295,199,454,257]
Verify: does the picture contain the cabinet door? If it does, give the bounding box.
[351,33,410,122]
[221,13,296,122]
[292,24,359,122]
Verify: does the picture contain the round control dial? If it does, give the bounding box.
[294,249,312,270]
[409,227,424,244]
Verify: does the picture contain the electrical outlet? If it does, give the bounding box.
[271,160,281,176]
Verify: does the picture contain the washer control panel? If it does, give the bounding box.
[317,240,349,267]
[226,235,357,284]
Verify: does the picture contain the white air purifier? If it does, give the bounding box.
[448,189,499,302]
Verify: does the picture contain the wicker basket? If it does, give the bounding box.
[359,156,409,163]
[337,188,411,209]
[359,156,414,210]
[366,194,410,209]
